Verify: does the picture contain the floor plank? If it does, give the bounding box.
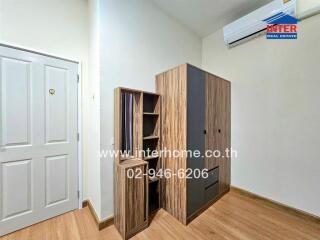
[1,189,320,240]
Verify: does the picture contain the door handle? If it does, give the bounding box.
[49,89,55,95]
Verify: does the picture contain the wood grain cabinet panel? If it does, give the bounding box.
[216,77,231,194]
[115,160,148,240]
[205,75,231,193]
[205,73,220,171]
[156,64,188,224]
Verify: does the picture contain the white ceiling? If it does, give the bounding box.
[152,0,273,37]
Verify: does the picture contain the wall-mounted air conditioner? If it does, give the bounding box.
[223,0,296,47]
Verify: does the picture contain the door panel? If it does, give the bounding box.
[0,45,78,237]
[45,66,68,144]
[186,65,205,217]
[125,165,147,234]
[205,73,231,193]
[45,155,68,206]
[218,78,231,193]
[2,159,32,219]
[1,58,31,146]
[205,74,220,170]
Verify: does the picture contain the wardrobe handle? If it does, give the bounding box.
[203,130,207,135]
[218,129,221,133]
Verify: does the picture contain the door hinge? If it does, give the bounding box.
[77,74,80,83]
[77,133,80,141]
[77,190,80,199]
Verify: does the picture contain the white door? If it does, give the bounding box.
[0,45,79,236]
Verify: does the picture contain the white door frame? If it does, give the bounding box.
[0,42,83,209]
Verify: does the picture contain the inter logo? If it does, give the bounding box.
[264,12,298,40]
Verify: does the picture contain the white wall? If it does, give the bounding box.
[202,15,320,217]
[87,0,101,218]
[0,0,90,200]
[297,0,320,16]
[98,0,202,219]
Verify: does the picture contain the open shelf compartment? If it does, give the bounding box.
[143,114,159,138]
[143,93,160,114]
[149,180,160,214]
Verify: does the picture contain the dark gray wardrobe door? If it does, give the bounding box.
[187,65,206,217]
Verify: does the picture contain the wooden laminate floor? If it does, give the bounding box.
[2,189,320,240]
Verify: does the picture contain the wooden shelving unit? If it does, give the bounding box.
[142,92,161,215]
[114,88,148,240]
[114,87,162,239]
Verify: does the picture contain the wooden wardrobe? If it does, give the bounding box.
[156,63,231,224]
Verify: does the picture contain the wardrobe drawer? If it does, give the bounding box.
[204,182,219,203]
[205,167,219,188]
